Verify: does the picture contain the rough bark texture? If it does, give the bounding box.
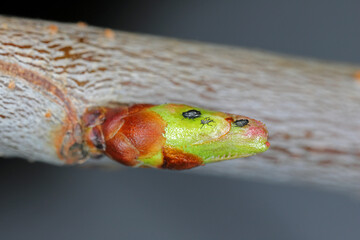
[0,16,359,190]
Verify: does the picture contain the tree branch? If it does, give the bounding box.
[0,16,359,190]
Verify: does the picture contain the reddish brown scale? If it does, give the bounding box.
[117,110,166,158]
[105,132,140,166]
[83,104,167,167]
[102,114,125,140]
[162,147,203,170]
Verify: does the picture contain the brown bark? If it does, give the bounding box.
[0,16,359,190]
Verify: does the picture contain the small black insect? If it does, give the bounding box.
[200,117,214,128]
[234,119,249,127]
[182,109,202,119]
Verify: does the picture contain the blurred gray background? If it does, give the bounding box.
[1,0,360,239]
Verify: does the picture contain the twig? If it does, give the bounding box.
[0,16,359,190]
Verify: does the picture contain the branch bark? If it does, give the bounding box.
[0,16,359,190]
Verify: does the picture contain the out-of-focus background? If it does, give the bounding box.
[1,1,360,239]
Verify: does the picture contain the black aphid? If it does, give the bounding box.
[234,119,249,127]
[182,109,202,119]
[200,117,214,128]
